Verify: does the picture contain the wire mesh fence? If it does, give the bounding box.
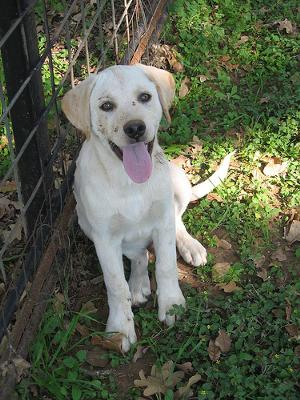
[0,0,169,363]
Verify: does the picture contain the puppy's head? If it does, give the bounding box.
[62,64,175,183]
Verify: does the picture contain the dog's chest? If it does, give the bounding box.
[109,196,165,236]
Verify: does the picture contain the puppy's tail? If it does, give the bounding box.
[190,151,235,201]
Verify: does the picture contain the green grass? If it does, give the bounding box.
[16,0,300,399]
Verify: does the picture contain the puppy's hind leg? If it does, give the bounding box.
[128,250,151,306]
[170,163,207,266]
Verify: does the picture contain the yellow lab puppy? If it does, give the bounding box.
[62,64,233,351]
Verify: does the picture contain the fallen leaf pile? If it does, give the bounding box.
[134,360,201,399]
[208,330,232,362]
[150,44,184,72]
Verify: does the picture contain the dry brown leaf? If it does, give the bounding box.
[76,323,90,337]
[164,46,184,72]
[134,369,166,397]
[0,134,8,150]
[13,356,31,382]
[81,300,97,314]
[237,35,249,46]
[278,19,294,34]
[0,180,17,193]
[219,55,230,63]
[271,248,287,262]
[150,44,184,72]
[86,348,109,368]
[285,300,292,321]
[2,221,23,243]
[295,345,300,357]
[272,308,282,318]
[0,283,5,295]
[91,333,124,353]
[72,12,82,22]
[259,96,269,104]
[134,361,185,397]
[179,77,190,98]
[217,281,241,293]
[53,292,65,312]
[216,237,232,250]
[212,262,231,281]
[91,335,103,346]
[285,324,300,338]
[215,330,232,353]
[206,193,224,202]
[257,268,268,281]
[171,155,189,168]
[176,361,194,374]
[252,167,266,180]
[0,356,31,383]
[263,158,288,176]
[253,255,266,269]
[198,75,208,82]
[189,142,203,155]
[192,135,202,145]
[29,384,39,397]
[208,339,221,361]
[0,197,13,219]
[219,55,239,70]
[167,53,184,72]
[284,220,300,244]
[133,345,148,363]
[172,61,185,73]
[175,373,201,399]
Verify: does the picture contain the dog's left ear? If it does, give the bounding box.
[136,64,175,124]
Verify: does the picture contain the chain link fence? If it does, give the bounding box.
[0,0,170,386]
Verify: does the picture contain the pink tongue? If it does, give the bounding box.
[122,142,152,183]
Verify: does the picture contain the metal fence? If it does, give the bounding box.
[0,0,169,369]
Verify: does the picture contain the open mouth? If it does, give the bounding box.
[108,138,154,161]
[108,138,155,184]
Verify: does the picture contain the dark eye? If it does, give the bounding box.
[100,101,114,112]
[138,93,151,103]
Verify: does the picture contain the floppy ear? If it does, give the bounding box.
[135,64,175,124]
[61,74,97,138]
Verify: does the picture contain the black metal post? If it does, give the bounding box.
[0,0,52,236]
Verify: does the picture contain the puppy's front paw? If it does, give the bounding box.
[177,235,207,266]
[106,308,137,352]
[158,287,186,326]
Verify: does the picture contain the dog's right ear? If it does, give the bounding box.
[61,74,97,139]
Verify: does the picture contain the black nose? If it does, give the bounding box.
[123,120,146,140]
